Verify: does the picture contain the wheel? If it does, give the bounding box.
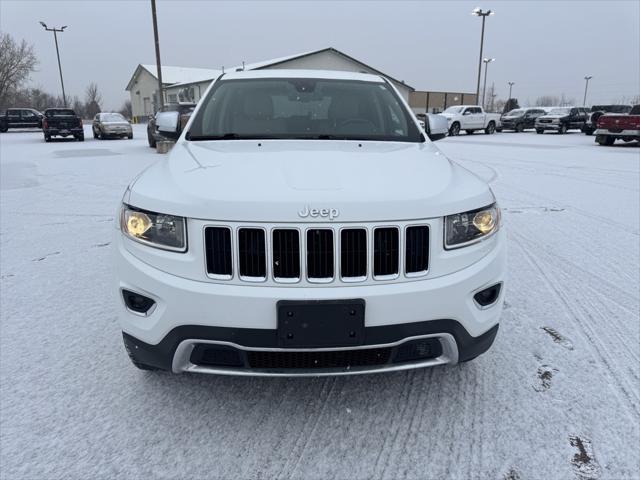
[92,127,98,139]
[558,124,567,134]
[495,127,502,132]
[584,128,594,136]
[515,123,525,133]
[536,129,544,134]
[123,335,159,371]
[449,122,460,136]
[0,124,7,133]
[77,135,84,142]
[128,133,133,139]
[148,129,157,147]
[484,121,496,134]
[44,135,51,142]
[596,135,614,146]
[465,130,474,135]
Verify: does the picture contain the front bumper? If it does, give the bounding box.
[115,229,506,375]
[535,123,561,130]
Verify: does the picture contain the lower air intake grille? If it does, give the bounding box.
[405,226,430,274]
[306,229,334,279]
[238,228,266,279]
[204,227,232,277]
[247,348,391,369]
[272,229,300,279]
[373,228,399,277]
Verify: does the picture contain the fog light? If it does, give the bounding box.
[122,289,155,314]
[394,338,443,363]
[473,283,502,307]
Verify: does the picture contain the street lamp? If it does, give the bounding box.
[482,58,495,109]
[39,21,67,106]
[508,81,515,100]
[472,7,494,104]
[583,75,593,106]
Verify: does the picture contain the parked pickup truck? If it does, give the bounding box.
[42,108,84,142]
[535,107,589,134]
[440,105,501,136]
[0,108,43,132]
[594,105,640,146]
[583,105,632,135]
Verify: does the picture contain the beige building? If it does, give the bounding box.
[126,47,476,121]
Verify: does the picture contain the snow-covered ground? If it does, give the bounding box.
[1,126,638,480]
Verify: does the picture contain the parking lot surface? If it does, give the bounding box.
[1,126,638,479]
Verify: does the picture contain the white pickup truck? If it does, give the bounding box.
[440,105,501,136]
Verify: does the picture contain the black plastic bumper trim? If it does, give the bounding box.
[122,320,499,372]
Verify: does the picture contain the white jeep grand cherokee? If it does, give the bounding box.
[115,70,505,376]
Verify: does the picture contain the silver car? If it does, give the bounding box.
[92,113,133,140]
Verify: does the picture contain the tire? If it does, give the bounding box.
[484,121,496,134]
[0,124,7,133]
[465,130,474,135]
[128,133,133,139]
[449,122,460,136]
[77,135,84,142]
[583,128,594,136]
[515,123,525,133]
[558,124,567,134]
[536,129,544,134]
[92,128,98,139]
[596,135,615,146]
[44,135,51,142]
[495,127,502,132]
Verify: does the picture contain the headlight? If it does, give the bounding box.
[444,203,500,249]
[120,205,187,252]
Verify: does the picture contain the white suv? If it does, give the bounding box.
[115,70,506,376]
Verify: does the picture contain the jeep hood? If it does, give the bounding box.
[128,140,494,222]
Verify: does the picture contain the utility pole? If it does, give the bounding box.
[508,81,515,100]
[472,8,494,104]
[583,75,592,106]
[150,0,164,112]
[39,22,67,106]
[482,58,495,109]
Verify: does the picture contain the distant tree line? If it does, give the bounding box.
[0,31,131,118]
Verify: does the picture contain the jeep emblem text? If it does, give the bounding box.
[298,205,340,221]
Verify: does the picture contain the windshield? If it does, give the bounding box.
[101,113,126,122]
[505,109,524,117]
[45,109,75,117]
[548,108,571,115]
[187,78,421,142]
[443,106,464,114]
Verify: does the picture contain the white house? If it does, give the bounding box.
[125,47,414,121]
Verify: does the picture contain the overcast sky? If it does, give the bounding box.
[1,0,638,109]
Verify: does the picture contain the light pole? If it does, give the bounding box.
[508,81,515,100]
[472,8,494,104]
[482,58,495,109]
[39,22,67,106]
[583,75,592,106]
[150,0,164,112]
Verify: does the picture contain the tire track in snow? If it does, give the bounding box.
[511,233,640,418]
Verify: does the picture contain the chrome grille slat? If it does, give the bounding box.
[203,223,429,284]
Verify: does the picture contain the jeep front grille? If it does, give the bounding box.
[204,223,430,284]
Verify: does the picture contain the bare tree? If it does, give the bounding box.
[0,32,38,108]
[535,95,560,107]
[118,100,132,119]
[83,82,102,118]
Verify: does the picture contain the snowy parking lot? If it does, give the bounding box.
[1,126,638,479]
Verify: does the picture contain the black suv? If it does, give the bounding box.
[583,105,632,135]
[0,108,43,132]
[535,107,589,134]
[498,108,546,132]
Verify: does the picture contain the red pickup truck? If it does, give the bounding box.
[595,105,640,146]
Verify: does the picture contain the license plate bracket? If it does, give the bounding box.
[277,299,365,348]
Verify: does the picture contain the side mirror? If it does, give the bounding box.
[463,110,471,116]
[426,114,449,142]
[155,111,180,138]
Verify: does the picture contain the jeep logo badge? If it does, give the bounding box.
[298,205,340,221]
